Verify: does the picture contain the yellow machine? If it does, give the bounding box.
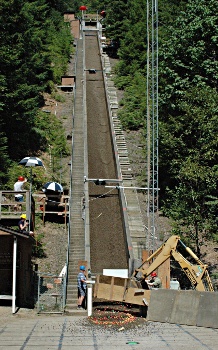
[133,235,214,292]
[93,235,214,308]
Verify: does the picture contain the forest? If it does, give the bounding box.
[0,0,217,254]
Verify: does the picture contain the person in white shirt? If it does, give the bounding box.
[14,176,27,202]
[14,176,27,211]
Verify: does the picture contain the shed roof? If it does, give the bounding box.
[0,224,32,240]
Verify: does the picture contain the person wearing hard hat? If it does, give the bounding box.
[18,214,34,237]
[14,176,27,202]
[77,265,87,309]
[13,176,27,212]
[146,272,162,289]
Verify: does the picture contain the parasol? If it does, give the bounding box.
[19,156,44,167]
[43,181,63,193]
[19,156,44,226]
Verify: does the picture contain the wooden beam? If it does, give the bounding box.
[157,258,170,289]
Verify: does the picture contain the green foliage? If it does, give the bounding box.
[47,20,72,83]
[158,1,218,249]
[5,161,49,193]
[163,159,217,253]
[110,0,185,86]
[159,85,218,252]
[159,0,218,116]
[118,1,147,72]
[117,72,146,129]
[45,0,73,14]
[69,0,80,13]
[159,86,218,178]
[32,232,46,258]
[102,0,130,47]
[101,0,218,251]
[51,92,65,103]
[0,0,72,185]
[35,111,70,157]
[0,99,10,185]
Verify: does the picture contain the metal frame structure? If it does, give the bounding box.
[37,273,66,314]
[146,0,159,251]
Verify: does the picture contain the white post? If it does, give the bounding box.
[28,166,32,224]
[12,236,17,314]
[86,280,95,316]
[87,286,92,316]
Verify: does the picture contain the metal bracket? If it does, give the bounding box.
[84,176,122,185]
[84,69,104,74]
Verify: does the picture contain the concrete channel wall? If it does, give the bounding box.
[148,289,218,328]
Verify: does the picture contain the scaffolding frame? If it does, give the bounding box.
[146,0,159,251]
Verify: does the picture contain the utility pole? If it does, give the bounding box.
[146,0,159,252]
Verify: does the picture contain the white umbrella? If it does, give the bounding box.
[18,156,44,193]
[19,156,44,226]
[19,156,44,167]
[43,182,63,192]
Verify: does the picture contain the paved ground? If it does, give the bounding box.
[0,307,218,350]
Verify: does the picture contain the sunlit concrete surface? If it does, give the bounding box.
[0,308,217,350]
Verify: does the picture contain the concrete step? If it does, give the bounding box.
[65,308,87,315]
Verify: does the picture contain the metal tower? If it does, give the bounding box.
[146,0,159,251]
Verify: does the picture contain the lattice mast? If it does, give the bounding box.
[146,0,159,251]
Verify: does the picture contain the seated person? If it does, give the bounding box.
[18,214,34,237]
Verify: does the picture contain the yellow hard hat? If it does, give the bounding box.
[20,214,26,219]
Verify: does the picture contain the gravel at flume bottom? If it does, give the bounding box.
[85,301,148,332]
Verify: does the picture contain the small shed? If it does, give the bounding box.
[61,75,75,86]
[64,12,80,39]
[57,75,75,92]
[0,225,36,313]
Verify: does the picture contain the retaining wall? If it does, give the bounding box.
[148,289,218,328]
